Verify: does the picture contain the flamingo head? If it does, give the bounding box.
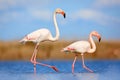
[91,31,101,42]
[55,8,66,18]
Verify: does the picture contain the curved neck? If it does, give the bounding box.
[50,12,60,41]
[87,34,96,53]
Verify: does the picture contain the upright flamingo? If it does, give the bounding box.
[61,31,101,74]
[20,8,66,73]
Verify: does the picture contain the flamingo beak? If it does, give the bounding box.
[63,13,66,18]
[96,34,101,42]
[61,11,66,18]
[99,37,101,42]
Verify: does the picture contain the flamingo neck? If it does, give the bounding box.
[87,34,96,53]
[49,12,59,41]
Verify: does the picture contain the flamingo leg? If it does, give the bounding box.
[30,43,39,74]
[30,43,59,73]
[81,54,93,72]
[72,54,78,74]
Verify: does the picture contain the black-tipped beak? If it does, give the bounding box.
[63,13,66,18]
[99,37,101,42]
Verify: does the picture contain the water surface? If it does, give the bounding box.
[0,60,120,80]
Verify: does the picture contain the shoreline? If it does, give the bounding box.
[0,41,120,60]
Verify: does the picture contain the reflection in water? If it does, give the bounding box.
[0,73,99,80]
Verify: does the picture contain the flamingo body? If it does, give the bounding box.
[64,41,91,54]
[20,28,52,43]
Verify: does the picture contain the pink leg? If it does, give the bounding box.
[30,43,59,73]
[72,55,78,74]
[30,43,39,74]
[81,54,93,72]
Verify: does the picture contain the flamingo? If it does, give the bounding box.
[20,8,66,73]
[61,31,101,74]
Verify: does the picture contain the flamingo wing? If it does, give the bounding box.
[68,41,91,53]
[20,28,51,43]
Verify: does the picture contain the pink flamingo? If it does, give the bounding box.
[61,31,101,74]
[20,8,66,73]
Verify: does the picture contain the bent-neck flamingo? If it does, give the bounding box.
[61,31,101,74]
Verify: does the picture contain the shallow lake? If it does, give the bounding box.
[0,60,120,80]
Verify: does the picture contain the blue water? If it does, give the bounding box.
[0,60,120,80]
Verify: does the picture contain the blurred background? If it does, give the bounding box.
[0,0,120,60]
